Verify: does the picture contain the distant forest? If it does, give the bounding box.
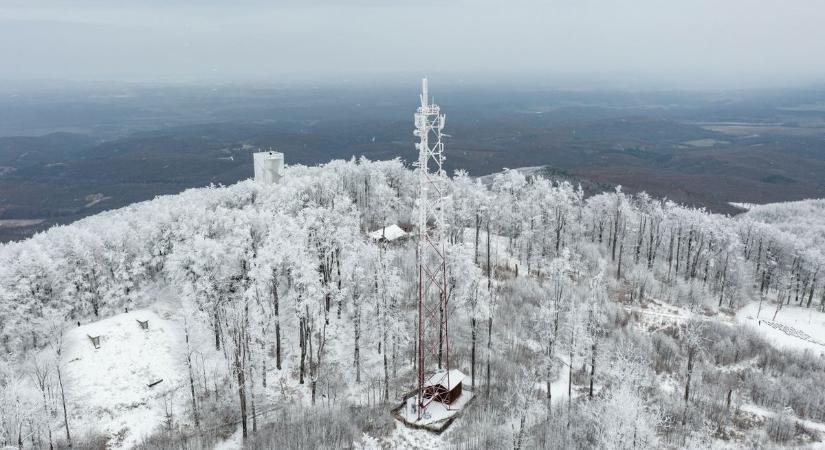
[1,84,825,242]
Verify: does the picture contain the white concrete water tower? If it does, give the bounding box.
[253,151,284,185]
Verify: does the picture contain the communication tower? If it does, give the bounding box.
[414,78,452,418]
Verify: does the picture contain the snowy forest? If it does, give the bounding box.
[2,158,825,449]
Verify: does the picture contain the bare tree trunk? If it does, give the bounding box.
[616,239,624,279]
[299,317,306,384]
[667,227,675,280]
[514,414,526,450]
[184,324,199,429]
[383,346,389,402]
[308,320,317,405]
[42,391,54,450]
[308,318,327,406]
[683,228,694,280]
[214,309,221,351]
[486,316,492,396]
[236,367,247,438]
[547,335,555,409]
[682,347,694,426]
[475,212,481,265]
[392,337,398,379]
[261,342,267,388]
[233,305,250,439]
[486,217,493,396]
[589,341,596,399]
[272,270,282,370]
[56,364,71,448]
[249,358,257,433]
[354,304,362,383]
[718,253,730,307]
[635,216,646,265]
[807,269,819,308]
[674,227,683,278]
[568,349,573,414]
[471,317,476,390]
[611,205,620,261]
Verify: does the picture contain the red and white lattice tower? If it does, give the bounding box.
[414,78,452,418]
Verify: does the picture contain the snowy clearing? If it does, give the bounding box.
[61,306,189,448]
[737,302,825,355]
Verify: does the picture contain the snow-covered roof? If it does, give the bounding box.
[424,369,465,390]
[368,224,407,241]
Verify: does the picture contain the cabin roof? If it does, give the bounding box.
[368,224,407,241]
[424,369,465,390]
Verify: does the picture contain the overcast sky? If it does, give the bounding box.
[2,0,824,88]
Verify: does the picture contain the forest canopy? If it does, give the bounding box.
[1,158,824,449]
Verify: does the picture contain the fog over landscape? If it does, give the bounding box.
[2,1,825,450]
[2,0,825,87]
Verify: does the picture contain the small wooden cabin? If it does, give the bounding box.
[423,369,465,405]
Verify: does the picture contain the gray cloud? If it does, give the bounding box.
[2,0,824,88]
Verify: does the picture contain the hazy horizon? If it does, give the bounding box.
[2,0,825,89]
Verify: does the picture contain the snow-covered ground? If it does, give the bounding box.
[212,426,243,450]
[461,227,521,274]
[54,286,226,449]
[623,299,693,333]
[385,421,447,449]
[61,303,193,448]
[741,404,825,449]
[548,353,577,407]
[737,302,825,356]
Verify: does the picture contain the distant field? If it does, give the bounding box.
[682,138,728,147]
[0,218,44,228]
[697,122,825,138]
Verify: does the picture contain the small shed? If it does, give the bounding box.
[423,369,465,405]
[368,224,408,242]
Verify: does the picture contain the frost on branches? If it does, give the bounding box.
[0,158,824,448]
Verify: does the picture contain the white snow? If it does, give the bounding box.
[62,308,187,448]
[368,224,407,241]
[424,369,465,390]
[737,302,825,356]
[213,426,243,450]
[549,353,574,406]
[742,403,825,433]
[50,286,235,450]
[729,202,759,211]
[387,421,446,449]
[623,300,693,333]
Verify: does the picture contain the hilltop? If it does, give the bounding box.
[1,159,825,449]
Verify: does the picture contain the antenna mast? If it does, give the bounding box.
[414,78,451,418]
